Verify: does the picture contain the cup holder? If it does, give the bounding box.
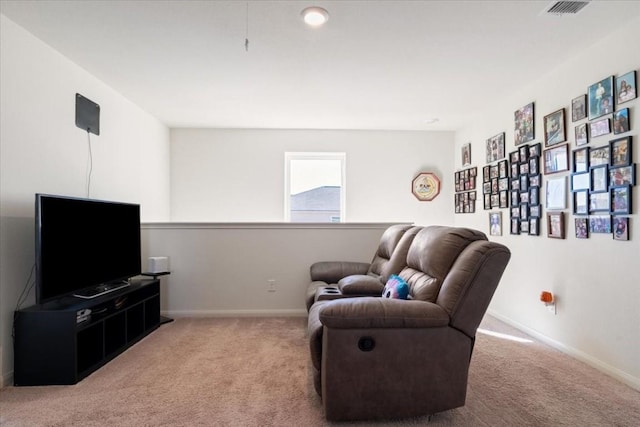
[324,289,340,294]
[325,286,338,291]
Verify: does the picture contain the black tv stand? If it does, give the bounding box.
[13,278,160,386]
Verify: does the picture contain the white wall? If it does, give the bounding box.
[0,15,171,384]
[141,223,397,316]
[170,128,454,224]
[454,17,640,389]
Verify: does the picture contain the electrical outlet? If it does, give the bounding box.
[267,279,276,292]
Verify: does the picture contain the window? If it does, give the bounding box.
[285,152,346,222]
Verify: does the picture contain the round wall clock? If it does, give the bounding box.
[412,172,441,201]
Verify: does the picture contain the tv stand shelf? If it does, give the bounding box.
[14,278,160,386]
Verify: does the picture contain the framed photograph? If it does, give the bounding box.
[486,133,506,163]
[589,145,609,167]
[520,204,529,221]
[589,118,610,138]
[519,162,529,176]
[529,174,541,187]
[547,212,565,239]
[609,136,632,167]
[575,122,588,146]
[511,162,519,179]
[588,75,614,120]
[520,191,530,204]
[573,189,588,215]
[484,193,491,210]
[462,143,471,167]
[571,94,587,122]
[589,215,611,234]
[609,164,636,186]
[491,194,499,208]
[511,190,519,206]
[590,164,608,192]
[491,178,498,194]
[529,186,539,206]
[483,165,491,183]
[543,108,566,147]
[498,160,508,178]
[571,172,590,191]
[511,206,520,219]
[543,144,569,175]
[572,147,589,173]
[611,186,631,215]
[613,108,630,135]
[510,218,520,235]
[529,204,541,218]
[520,219,530,234]
[529,143,542,158]
[613,217,629,241]
[589,191,610,213]
[520,174,529,192]
[529,217,540,236]
[514,102,535,146]
[519,145,529,161]
[499,177,509,192]
[546,176,566,210]
[510,150,520,164]
[528,156,539,176]
[490,164,499,179]
[511,179,520,191]
[499,190,509,208]
[483,182,491,194]
[489,212,502,236]
[616,70,637,105]
[575,217,589,239]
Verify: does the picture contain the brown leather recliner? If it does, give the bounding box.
[306,224,422,311]
[307,226,511,421]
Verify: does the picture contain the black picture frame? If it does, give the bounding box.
[575,217,589,239]
[611,186,632,215]
[510,150,520,164]
[529,204,541,218]
[510,218,520,235]
[498,160,509,178]
[575,122,588,147]
[514,102,535,146]
[544,108,566,147]
[609,136,632,167]
[529,143,542,158]
[484,193,491,210]
[499,190,509,208]
[573,190,588,215]
[529,174,541,188]
[529,217,540,236]
[486,133,506,163]
[613,217,629,241]
[588,75,614,120]
[609,164,636,186]
[571,94,587,122]
[613,108,630,135]
[573,146,589,173]
[589,145,609,167]
[616,70,637,105]
[529,187,539,206]
[528,156,539,176]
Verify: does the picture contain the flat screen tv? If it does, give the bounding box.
[35,194,142,304]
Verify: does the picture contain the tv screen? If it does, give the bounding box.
[35,194,141,304]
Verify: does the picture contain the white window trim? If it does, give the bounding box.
[284,152,346,222]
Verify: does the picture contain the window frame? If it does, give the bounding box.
[284,152,346,222]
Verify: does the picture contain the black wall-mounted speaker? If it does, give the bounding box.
[75,93,100,135]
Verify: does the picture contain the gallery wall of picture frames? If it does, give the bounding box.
[454,166,477,213]
[460,68,637,241]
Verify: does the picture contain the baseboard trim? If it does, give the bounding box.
[1,370,14,388]
[163,309,307,318]
[487,310,640,392]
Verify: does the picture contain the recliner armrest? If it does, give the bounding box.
[338,274,384,295]
[319,298,450,329]
[310,261,370,283]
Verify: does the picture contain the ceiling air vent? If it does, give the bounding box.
[543,1,590,15]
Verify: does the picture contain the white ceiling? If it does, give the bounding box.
[2,0,640,131]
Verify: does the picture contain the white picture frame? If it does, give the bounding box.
[545,176,566,210]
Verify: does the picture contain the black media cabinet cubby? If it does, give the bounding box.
[14,278,160,386]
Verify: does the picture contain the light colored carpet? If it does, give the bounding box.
[1,315,638,426]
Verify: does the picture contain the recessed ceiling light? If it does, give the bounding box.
[301,7,329,27]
